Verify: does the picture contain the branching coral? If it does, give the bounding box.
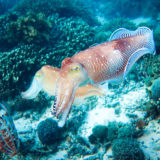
[142,55,160,119]
[13,0,97,25]
[112,138,145,160]
[0,15,95,99]
[37,118,63,145]
[50,15,95,56]
[89,122,140,145]
[0,11,52,48]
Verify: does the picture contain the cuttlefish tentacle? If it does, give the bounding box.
[54,27,156,127]
[21,69,44,99]
[22,65,104,99]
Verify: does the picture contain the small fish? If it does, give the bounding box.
[0,103,19,157]
[54,27,156,127]
[21,65,104,99]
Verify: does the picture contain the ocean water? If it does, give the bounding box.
[0,0,160,160]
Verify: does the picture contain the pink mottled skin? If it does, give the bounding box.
[55,28,155,127]
[72,34,149,83]
[22,65,104,99]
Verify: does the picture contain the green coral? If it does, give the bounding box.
[154,25,160,53]
[13,0,97,25]
[90,125,108,143]
[89,122,139,145]
[0,15,95,99]
[0,11,52,49]
[50,15,95,56]
[142,54,160,119]
[112,138,145,160]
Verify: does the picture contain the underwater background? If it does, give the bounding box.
[0,0,160,159]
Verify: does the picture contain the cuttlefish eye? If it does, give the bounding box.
[70,66,80,72]
[35,73,41,78]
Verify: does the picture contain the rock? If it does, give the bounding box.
[88,134,97,144]
[89,125,108,144]
[37,118,63,145]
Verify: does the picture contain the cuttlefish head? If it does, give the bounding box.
[53,57,89,127]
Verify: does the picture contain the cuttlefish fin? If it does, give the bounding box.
[109,27,156,78]
[21,70,44,99]
[124,48,153,78]
[123,27,156,78]
[109,27,154,41]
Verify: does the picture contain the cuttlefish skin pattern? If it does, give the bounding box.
[22,65,104,99]
[54,27,156,127]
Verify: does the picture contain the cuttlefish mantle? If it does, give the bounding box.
[53,27,156,127]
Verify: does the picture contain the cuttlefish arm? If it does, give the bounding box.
[21,65,59,99]
[22,65,104,99]
[76,84,105,98]
[54,27,156,127]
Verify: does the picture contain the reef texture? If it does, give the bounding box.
[0,13,95,100]
[13,0,97,25]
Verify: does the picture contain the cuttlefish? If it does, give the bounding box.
[22,65,104,99]
[53,27,156,127]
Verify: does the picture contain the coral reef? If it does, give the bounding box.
[154,24,160,53]
[142,55,160,119]
[0,14,95,100]
[112,138,145,160]
[145,100,160,119]
[92,125,108,143]
[9,93,50,115]
[37,118,63,145]
[89,122,141,145]
[0,11,52,49]
[67,143,92,158]
[13,0,97,25]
